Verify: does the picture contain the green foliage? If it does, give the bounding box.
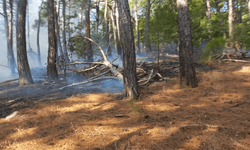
[201,36,225,62]
[233,15,250,48]
[69,36,86,57]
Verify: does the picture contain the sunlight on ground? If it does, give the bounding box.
[1,62,250,149]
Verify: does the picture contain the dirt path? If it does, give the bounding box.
[1,61,250,150]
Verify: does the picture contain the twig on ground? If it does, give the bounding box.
[222,59,250,63]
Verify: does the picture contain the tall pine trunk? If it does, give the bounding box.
[144,0,152,54]
[96,0,100,33]
[85,0,93,61]
[206,0,211,20]
[8,0,16,74]
[115,0,121,41]
[47,0,58,80]
[37,0,43,66]
[3,0,10,70]
[62,0,68,61]
[104,0,110,54]
[117,0,140,100]
[228,0,233,40]
[177,0,198,88]
[55,0,63,58]
[27,1,32,51]
[16,0,34,86]
[134,0,140,53]
[248,0,250,14]
[68,0,71,38]
[111,2,122,56]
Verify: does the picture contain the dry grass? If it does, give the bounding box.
[1,62,250,150]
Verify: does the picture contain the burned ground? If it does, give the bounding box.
[1,59,250,150]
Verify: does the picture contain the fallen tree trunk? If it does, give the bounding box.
[63,35,124,83]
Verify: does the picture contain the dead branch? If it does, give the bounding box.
[0,13,5,17]
[70,35,124,82]
[0,64,9,68]
[0,78,19,84]
[178,124,221,129]
[222,59,250,63]
[59,75,119,90]
[57,61,104,66]
[139,69,154,86]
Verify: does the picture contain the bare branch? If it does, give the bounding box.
[0,13,5,17]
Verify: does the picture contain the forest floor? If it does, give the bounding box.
[1,57,250,150]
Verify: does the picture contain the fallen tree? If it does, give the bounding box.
[57,35,164,89]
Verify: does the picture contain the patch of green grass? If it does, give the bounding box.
[128,100,140,119]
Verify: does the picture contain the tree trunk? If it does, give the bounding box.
[96,0,100,33]
[37,0,43,66]
[104,0,111,55]
[47,0,58,80]
[3,0,10,70]
[248,0,250,15]
[85,0,93,61]
[8,0,16,74]
[80,4,83,32]
[177,0,198,88]
[27,1,32,51]
[228,0,233,39]
[206,0,211,20]
[68,0,71,38]
[55,0,64,58]
[115,0,121,41]
[16,0,34,86]
[134,0,140,53]
[111,2,122,56]
[62,0,68,61]
[117,0,140,100]
[144,0,152,54]
[239,0,242,23]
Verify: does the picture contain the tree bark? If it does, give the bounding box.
[144,0,152,54]
[37,0,43,66]
[115,0,121,41]
[104,0,111,55]
[55,0,64,58]
[85,0,93,61]
[96,0,100,33]
[117,0,140,100]
[27,1,32,51]
[206,0,211,20]
[68,0,71,38]
[228,0,233,39]
[247,0,250,15]
[239,0,242,23]
[134,0,140,53]
[177,0,198,87]
[62,0,68,61]
[111,2,122,56]
[8,0,16,74]
[80,4,83,32]
[16,0,34,86]
[47,0,58,80]
[3,0,10,69]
